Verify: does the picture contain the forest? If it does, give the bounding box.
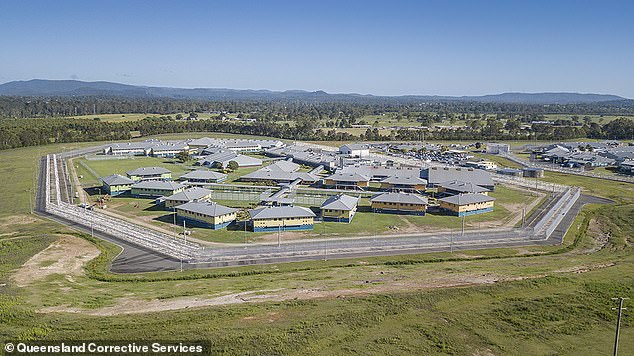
[0,96,633,150]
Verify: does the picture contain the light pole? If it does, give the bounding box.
[612,297,629,356]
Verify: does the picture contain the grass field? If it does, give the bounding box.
[1,136,633,354]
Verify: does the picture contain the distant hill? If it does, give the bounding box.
[0,79,628,104]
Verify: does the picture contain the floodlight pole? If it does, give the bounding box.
[522,207,526,228]
[461,215,465,236]
[612,297,629,356]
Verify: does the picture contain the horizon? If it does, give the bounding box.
[1,1,633,97]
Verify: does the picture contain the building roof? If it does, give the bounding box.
[131,180,185,190]
[268,160,300,173]
[175,201,237,217]
[101,174,134,186]
[439,193,496,205]
[437,180,490,193]
[370,192,428,205]
[180,170,227,181]
[241,168,320,182]
[338,165,421,180]
[151,142,189,152]
[248,205,316,219]
[421,167,494,187]
[380,175,427,186]
[165,187,212,202]
[108,141,158,150]
[340,143,370,151]
[126,166,171,176]
[325,172,370,182]
[320,194,359,211]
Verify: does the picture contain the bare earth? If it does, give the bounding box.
[12,235,100,287]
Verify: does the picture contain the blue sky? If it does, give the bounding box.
[1,0,633,97]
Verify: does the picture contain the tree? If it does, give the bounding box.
[176,151,191,163]
[227,160,239,171]
[212,161,223,169]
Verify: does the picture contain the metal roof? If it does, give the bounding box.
[180,170,227,180]
[320,194,359,211]
[131,180,185,190]
[437,180,490,193]
[249,205,316,219]
[438,193,496,205]
[165,187,212,201]
[380,175,427,185]
[325,172,370,182]
[421,167,494,187]
[241,167,320,182]
[175,201,237,217]
[370,192,428,205]
[341,143,370,151]
[101,174,134,186]
[126,166,171,176]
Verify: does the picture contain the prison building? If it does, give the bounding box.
[126,167,172,182]
[421,167,495,190]
[103,141,158,156]
[100,174,134,196]
[339,143,370,158]
[149,142,191,158]
[164,187,213,210]
[379,175,427,192]
[463,160,498,171]
[496,168,524,177]
[240,161,320,184]
[196,150,262,168]
[436,180,490,196]
[179,170,227,184]
[370,192,428,215]
[438,193,496,216]
[248,206,316,232]
[175,201,237,230]
[131,180,185,198]
[323,172,370,189]
[337,165,421,181]
[320,194,359,223]
[522,167,545,178]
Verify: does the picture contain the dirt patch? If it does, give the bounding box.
[0,215,39,230]
[583,218,610,253]
[12,235,100,287]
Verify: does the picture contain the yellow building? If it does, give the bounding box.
[126,167,172,181]
[175,201,237,230]
[438,193,496,216]
[370,192,428,215]
[320,194,359,223]
[164,187,213,210]
[323,172,370,189]
[249,206,316,232]
[379,175,427,192]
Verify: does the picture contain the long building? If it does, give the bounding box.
[370,192,428,215]
[131,180,186,198]
[421,167,495,190]
[248,206,316,232]
[126,167,172,182]
[379,175,427,192]
[175,201,237,229]
[323,172,370,189]
[438,193,496,216]
[179,170,227,183]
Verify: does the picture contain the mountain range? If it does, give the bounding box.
[0,79,629,105]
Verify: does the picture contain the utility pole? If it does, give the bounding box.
[450,231,453,254]
[277,224,281,248]
[522,207,526,228]
[612,297,629,356]
[183,220,187,243]
[461,215,465,236]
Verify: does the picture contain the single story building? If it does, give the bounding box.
[438,193,496,216]
[421,167,495,191]
[103,141,158,156]
[496,168,524,177]
[126,167,172,181]
[175,201,237,230]
[248,206,316,232]
[522,167,545,178]
[619,159,634,175]
[179,170,227,183]
[149,142,191,158]
[320,194,359,223]
[323,172,370,189]
[100,174,134,196]
[379,175,427,192]
[131,180,186,198]
[164,187,213,210]
[196,150,262,168]
[436,180,490,196]
[370,192,428,215]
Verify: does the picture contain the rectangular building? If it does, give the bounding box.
[126,167,172,182]
[100,174,134,196]
[131,181,186,198]
[248,206,316,232]
[179,170,227,183]
[320,194,359,223]
[379,175,427,192]
[370,192,428,215]
[438,193,496,216]
[164,187,213,209]
[323,172,370,189]
[175,201,237,230]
